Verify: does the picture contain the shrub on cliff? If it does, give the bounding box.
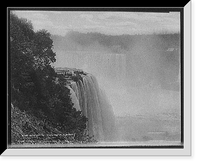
[10,12,87,140]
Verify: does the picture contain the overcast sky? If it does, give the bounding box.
[13,10,180,36]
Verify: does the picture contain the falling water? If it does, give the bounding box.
[69,73,116,142]
[57,48,181,144]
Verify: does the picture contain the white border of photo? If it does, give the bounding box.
[3,2,191,156]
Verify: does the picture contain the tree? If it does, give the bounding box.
[10,13,36,108]
[10,12,87,137]
[10,12,57,110]
[33,30,56,69]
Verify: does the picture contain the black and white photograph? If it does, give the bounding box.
[5,5,192,156]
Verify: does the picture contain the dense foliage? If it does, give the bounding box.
[10,13,88,143]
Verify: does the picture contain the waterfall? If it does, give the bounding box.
[69,73,116,142]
